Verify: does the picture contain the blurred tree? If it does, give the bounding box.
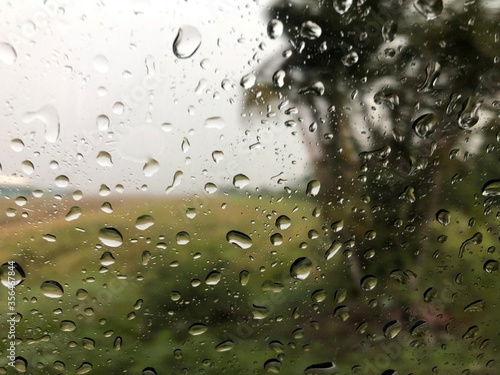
[249,0,499,333]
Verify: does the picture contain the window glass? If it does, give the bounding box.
[0,0,499,374]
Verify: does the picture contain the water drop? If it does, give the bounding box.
[165,170,183,194]
[96,115,110,131]
[65,206,82,221]
[22,105,60,143]
[100,251,115,266]
[458,96,481,129]
[0,262,26,287]
[436,209,450,226]
[93,54,109,73]
[204,182,218,194]
[267,19,284,39]
[0,42,17,64]
[482,180,500,196]
[216,339,235,352]
[304,362,337,374]
[13,357,27,372]
[135,215,155,230]
[298,81,325,96]
[311,289,327,303]
[333,0,353,14]
[300,21,322,39]
[458,232,482,258]
[464,299,485,313]
[143,368,158,375]
[10,138,24,152]
[188,323,208,336]
[181,137,190,153]
[360,275,377,291]
[290,257,313,280]
[341,51,359,67]
[410,320,429,336]
[98,227,123,247]
[113,101,124,115]
[374,90,399,109]
[41,280,64,298]
[264,359,282,373]
[275,215,291,230]
[76,362,93,374]
[383,320,402,339]
[204,117,225,129]
[205,270,221,285]
[233,174,250,189]
[239,270,250,286]
[113,336,122,350]
[414,0,443,20]
[142,250,152,266]
[55,175,70,188]
[412,113,437,138]
[273,70,286,88]
[176,231,190,245]
[173,25,202,59]
[240,73,256,89]
[483,260,499,273]
[381,20,397,42]
[226,230,252,249]
[417,61,441,92]
[212,150,224,163]
[270,233,283,246]
[96,151,113,167]
[143,159,160,177]
[43,234,57,242]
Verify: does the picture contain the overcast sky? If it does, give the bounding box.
[0,0,312,196]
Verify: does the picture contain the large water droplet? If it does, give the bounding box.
[98,227,123,247]
[216,339,235,352]
[226,230,252,249]
[264,359,281,373]
[273,70,286,88]
[65,206,82,221]
[360,275,378,291]
[240,73,256,89]
[290,257,313,280]
[100,251,116,266]
[142,368,158,375]
[41,280,64,298]
[436,209,450,226]
[374,90,399,109]
[483,260,499,273]
[239,270,250,286]
[13,357,27,372]
[205,270,221,285]
[383,320,402,339]
[93,54,109,73]
[414,0,443,20]
[304,362,337,374]
[0,42,17,64]
[458,96,481,130]
[482,180,500,197]
[173,25,202,59]
[464,300,485,313]
[188,323,208,336]
[381,20,397,42]
[165,170,183,194]
[60,320,77,331]
[204,182,218,194]
[76,362,93,374]
[22,105,60,143]
[204,117,225,130]
[333,0,353,14]
[96,151,113,167]
[275,215,291,230]
[267,19,284,39]
[10,138,25,152]
[458,232,482,258]
[233,174,250,189]
[300,21,322,39]
[417,61,441,92]
[0,262,26,287]
[325,241,342,260]
[341,51,359,67]
[135,215,155,230]
[412,113,437,138]
[176,231,190,245]
[143,159,160,177]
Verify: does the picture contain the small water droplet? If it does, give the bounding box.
[173,25,202,59]
[300,21,322,39]
[204,182,218,194]
[0,42,17,64]
[0,262,26,287]
[100,251,115,266]
[188,323,208,336]
[10,138,24,152]
[226,230,252,249]
[304,362,337,374]
[113,336,122,350]
[267,19,283,39]
[414,0,443,20]
[98,227,123,247]
[290,257,313,280]
[96,115,110,131]
[76,362,93,374]
[233,174,250,189]
[41,280,64,298]
[413,113,437,138]
[135,215,155,230]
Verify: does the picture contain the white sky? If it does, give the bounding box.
[0,0,312,196]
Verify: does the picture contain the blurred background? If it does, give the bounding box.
[0,0,499,374]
